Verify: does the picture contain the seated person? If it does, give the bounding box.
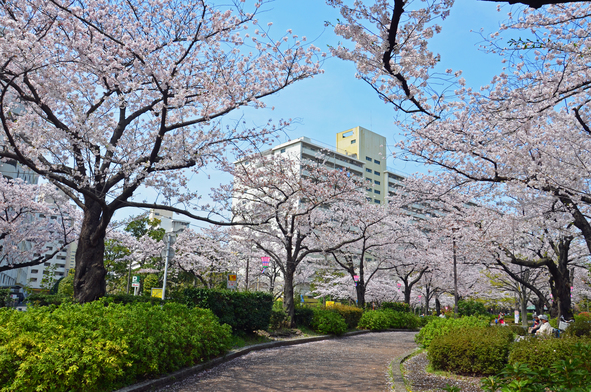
[535,315,553,337]
[528,314,541,334]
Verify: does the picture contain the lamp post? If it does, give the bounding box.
[452,227,459,314]
[161,233,174,301]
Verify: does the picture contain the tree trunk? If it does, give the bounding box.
[425,286,431,315]
[404,285,411,304]
[435,296,441,315]
[355,280,366,308]
[74,202,107,303]
[283,267,296,327]
[520,286,528,327]
[547,239,574,320]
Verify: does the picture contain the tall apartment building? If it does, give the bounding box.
[259,126,420,213]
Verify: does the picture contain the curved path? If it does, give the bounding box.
[158,331,417,392]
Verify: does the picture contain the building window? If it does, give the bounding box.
[366,168,372,173]
[280,148,286,153]
[366,177,372,182]
[366,187,373,192]
[30,278,37,282]
[374,189,381,194]
[374,170,380,175]
[374,180,380,185]
[366,197,372,202]
[31,269,38,274]
[366,156,372,162]
[374,199,381,204]
[374,159,381,164]
[351,139,356,144]
[44,262,51,266]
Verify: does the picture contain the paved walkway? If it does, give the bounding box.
[158,331,417,392]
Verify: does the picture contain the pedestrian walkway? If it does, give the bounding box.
[158,331,417,392]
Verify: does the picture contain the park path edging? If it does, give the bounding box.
[114,329,382,392]
[388,348,420,392]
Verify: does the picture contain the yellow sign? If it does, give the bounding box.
[151,288,163,299]
[326,301,335,307]
[228,274,237,281]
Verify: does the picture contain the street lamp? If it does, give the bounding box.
[452,227,459,314]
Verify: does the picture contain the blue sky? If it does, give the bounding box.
[126,0,514,226]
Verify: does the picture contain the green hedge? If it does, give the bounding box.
[508,336,591,371]
[294,305,314,328]
[381,302,410,312]
[482,338,591,391]
[324,304,363,329]
[311,309,347,336]
[428,326,514,376]
[0,301,231,392]
[269,308,288,330]
[415,315,491,349]
[564,313,591,338]
[183,288,273,334]
[357,310,420,330]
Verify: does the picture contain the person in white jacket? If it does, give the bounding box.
[536,315,554,337]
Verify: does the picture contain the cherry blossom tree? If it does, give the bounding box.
[173,226,237,289]
[330,0,591,260]
[232,153,366,326]
[0,0,322,302]
[0,176,78,273]
[104,218,164,293]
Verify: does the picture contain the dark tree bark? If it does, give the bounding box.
[506,237,574,320]
[74,201,108,303]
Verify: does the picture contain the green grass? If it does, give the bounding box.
[229,333,272,349]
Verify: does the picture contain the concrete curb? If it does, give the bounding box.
[389,348,420,392]
[114,329,415,392]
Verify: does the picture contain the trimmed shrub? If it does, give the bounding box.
[508,335,591,371]
[357,310,420,330]
[387,310,420,329]
[428,326,514,376]
[564,313,591,338]
[415,315,491,349]
[482,339,591,392]
[508,324,528,336]
[381,301,410,312]
[312,309,347,335]
[183,288,273,334]
[419,315,437,327]
[269,308,288,330]
[0,301,231,392]
[26,293,72,306]
[457,300,489,317]
[294,305,314,328]
[325,304,363,329]
[358,310,391,330]
[57,273,74,297]
[105,294,164,305]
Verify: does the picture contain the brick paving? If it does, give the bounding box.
[158,331,418,392]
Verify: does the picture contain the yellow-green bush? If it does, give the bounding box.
[0,301,231,392]
[428,326,514,376]
[357,310,420,330]
[415,315,491,349]
[324,304,363,329]
[311,309,347,335]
